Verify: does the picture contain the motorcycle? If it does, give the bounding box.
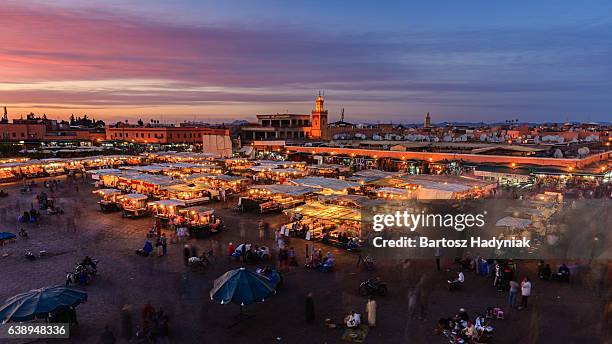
[65,259,98,286]
[358,277,388,297]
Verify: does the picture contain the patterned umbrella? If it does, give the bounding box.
[0,285,87,323]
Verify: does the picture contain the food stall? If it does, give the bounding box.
[93,188,123,212]
[118,193,149,218]
[318,194,371,208]
[241,184,318,213]
[148,199,185,219]
[374,187,415,200]
[290,177,361,196]
[307,164,352,177]
[284,201,362,245]
[176,206,222,238]
[161,183,214,206]
[184,173,249,194]
[258,168,307,182]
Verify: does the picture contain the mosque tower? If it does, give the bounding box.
[310,92,328,138]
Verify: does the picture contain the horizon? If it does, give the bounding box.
[2,1,612,123]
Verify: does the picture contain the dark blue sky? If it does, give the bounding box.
[2,1,611,123]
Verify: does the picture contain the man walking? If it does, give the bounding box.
[508,279,519,308]
[519,277,531,309]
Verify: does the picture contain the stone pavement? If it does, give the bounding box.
[0,177,609,343]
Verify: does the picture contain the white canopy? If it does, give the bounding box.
[495,216,532,229]
[118,193,148,201]
[93,188,122,196]
[148,199,185,207]
[290,177,360,191]
[251,184,318,196]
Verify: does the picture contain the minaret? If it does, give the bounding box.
[424,112,431,128]
[311,92,328,138]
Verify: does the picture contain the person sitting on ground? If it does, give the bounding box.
[138,240,154,256]
[347,237,360,251]
[457,308,469,322]
[18,228,28,239]
[344,311,361,328]
[462,321,476,340]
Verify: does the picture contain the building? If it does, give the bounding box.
[104,124,232,156]
[1,114,103,144]
[239,113,311,142]
[424,112,431,128]
[310,93,328,138]
[239,96,331,143]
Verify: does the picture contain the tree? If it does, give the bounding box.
[137,119,144,126]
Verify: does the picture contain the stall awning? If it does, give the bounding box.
[163,183,210,193]
[148,199,185,207]
[180,206,215,216]
[93,188,122,196]
[285,202,361,222]
[290,177,360,191]
[118,193,148,201]
[318,194,371,208]
[250,184,318,196]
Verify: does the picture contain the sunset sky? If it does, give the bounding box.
[1,0,612,123]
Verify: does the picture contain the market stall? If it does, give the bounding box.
[118,193,148,218]
[176,206,222,238]
[307,164,352,177]
[93,188,123,212]
[290,177,361,195]
[284,201,361,247]
[241,184,318,213]
[184,173,249,194]
[374,187,414,200]
[161,183,213,206]
[148,199,186,219]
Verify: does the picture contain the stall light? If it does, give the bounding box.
[428,157,433,162]
[511,163,517,168]
[568,166,574,171]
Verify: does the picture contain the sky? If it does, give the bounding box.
[1,0,612,124]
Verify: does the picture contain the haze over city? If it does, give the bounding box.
[2,0,612,123]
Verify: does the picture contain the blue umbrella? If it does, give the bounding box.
[0,232,16,242]
[0,285,87,323]
[210,268,276,307]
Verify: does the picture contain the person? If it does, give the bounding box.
[288,247,297,266]
[161,233,167,256]
[556,263,570,282]
[18,228,28,239]
[227,242,235,256]
[183,245,191,266]
[305,292,315,324]
[366,296,377,327]
[345,311,361,328]
[508,279,519,308]
[138,240,153,256]
[462,321,476,340]
[321,252,334,271]
[541,264,552,280]
[99,325,116,344]
[435,247,441,271]
[493,262,502,288]
[520,277,531,309]
[448,270,464,290]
